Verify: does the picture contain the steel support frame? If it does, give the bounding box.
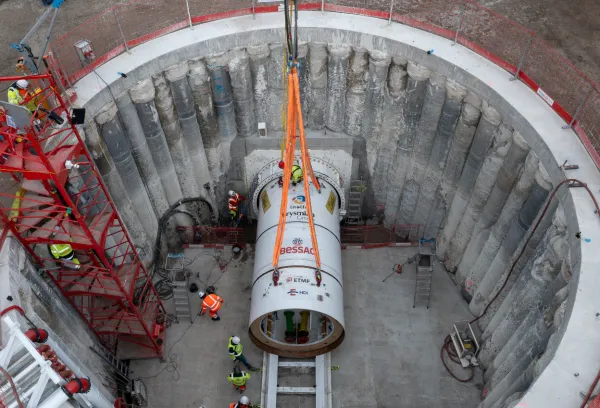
[0,73,165,357]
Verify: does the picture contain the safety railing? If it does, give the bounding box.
[176,226,245,247]
[340,224,424,248]
[48,0,600,169]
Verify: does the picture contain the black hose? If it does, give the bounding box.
[151,197,214,277]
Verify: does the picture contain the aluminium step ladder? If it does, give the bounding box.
[261,353,332,408]
[90,343,130,381]
[167,253,193,323]
[346,179,366,225]
[413,243,435,309]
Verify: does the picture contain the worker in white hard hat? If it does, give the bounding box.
[198,289,223,321]
[228,336,257,371]
[228,190,245,221]
[7,79,36,112]
[229,395,254,408]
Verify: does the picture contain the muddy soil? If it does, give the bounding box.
[0,0,598,85]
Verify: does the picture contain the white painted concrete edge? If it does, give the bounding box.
[73,11,600,406]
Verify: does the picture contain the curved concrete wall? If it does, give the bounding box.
[72,12,600,408]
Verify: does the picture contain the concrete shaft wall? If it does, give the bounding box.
[78,26,583,408]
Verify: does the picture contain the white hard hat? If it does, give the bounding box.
[198,291,205,298]
[16,79,29,89]
[228,190,235,197]
[239,396,249,404]
[232,336,241,345]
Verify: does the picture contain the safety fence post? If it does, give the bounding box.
[113,9,130,54]
[252,0,256,19]
[388,0,395,25]
[185,0,193,29]
[563,84,594,129]
[453,3,465,46]
[511,34,533,81]
[321,0,325,13]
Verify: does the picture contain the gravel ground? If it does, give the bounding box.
[0,0,598,85]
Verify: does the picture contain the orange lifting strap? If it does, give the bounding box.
[272,66,322,286]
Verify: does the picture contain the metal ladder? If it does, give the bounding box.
[167,253,193,323]
[90,342,130,381]
[413,243,434,309]
[346,179,365,225]
[261,353,332,408]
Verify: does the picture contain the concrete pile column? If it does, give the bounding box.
[229,49,257,138]
[425,93,481,238]
[457,132,530,282]
[165,62,212,200]
[95,102,158,240]
[344,47,369,137]
[478,208,567,368]
[478,354,535,408]
[372,57,408,205]
[247,45,271,130]
[325,44,351,132]
[206,51,237,174]
[469,164,553,316]
[82,123,152,265]
[152,73,201,200]
[395,73,447,236]
[444,124,514,271]
[129,78,189,226]
[297,43,309,124]
[383,62,431,227]
[307,43,328,130]
[480,295,569,408]
[267,44,285,133]
[477,196,559,331]
[460,152,539,295]
[411,80,466,231]
[437,102,501,258]
[114,92,169,220]
[533,292,569,376]
[481,265,570,407]
[188,58,221,180]
[362,51,392,174]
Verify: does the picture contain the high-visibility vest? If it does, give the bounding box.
[229,404,249,408]
[228,337,243,360]
[49,243,74,260]
[227,371,251,386]
[201,294,222,313]
[291,165,303,183]
[7,86,36,112]
[228,193,240,210]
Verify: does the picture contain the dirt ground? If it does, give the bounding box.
[0,0,598,84]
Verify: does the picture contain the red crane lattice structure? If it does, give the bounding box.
[0,73,166,359]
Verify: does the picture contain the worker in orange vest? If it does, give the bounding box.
[228,190,245,221]
[198,290,223,321]
[229,395,257,408]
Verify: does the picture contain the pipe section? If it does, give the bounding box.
[249,160,345,357]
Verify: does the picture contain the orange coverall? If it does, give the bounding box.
[201,293,223,318]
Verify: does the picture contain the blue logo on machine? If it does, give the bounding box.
[293,238,303,246]
[292,195,306,205]
[288,288,309,296]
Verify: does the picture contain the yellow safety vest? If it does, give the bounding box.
[7,87,36,112]
[49,243,74,260]
[291,165,303,183]
[228,337,243,360]
[227,371,251,386]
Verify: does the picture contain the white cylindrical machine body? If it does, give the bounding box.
[249,158,345,357]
